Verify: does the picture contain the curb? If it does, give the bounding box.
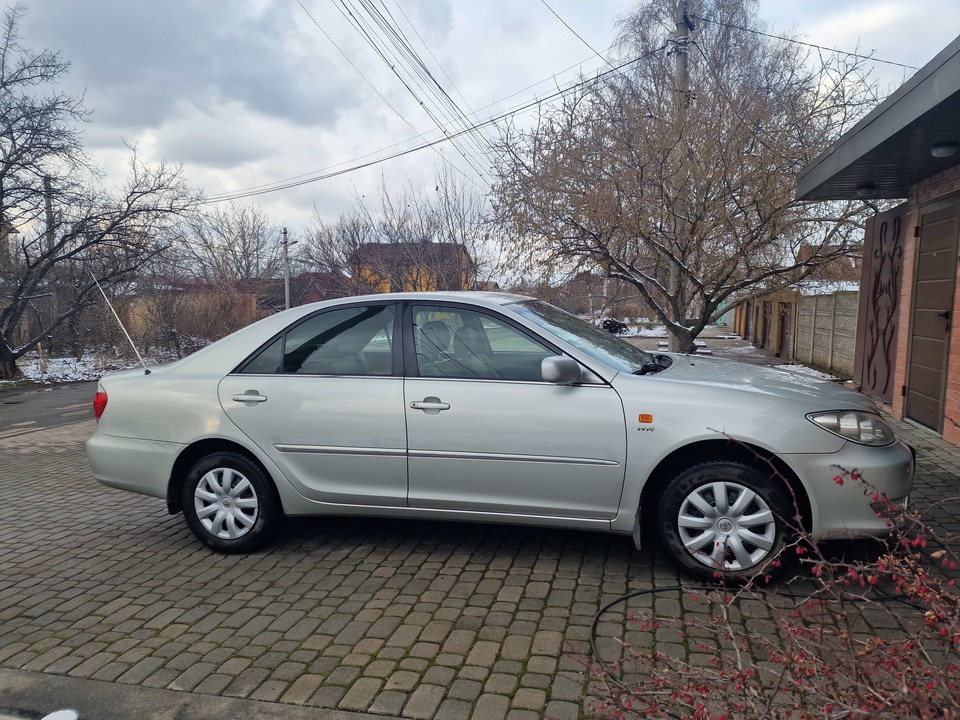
[0,669,400,720]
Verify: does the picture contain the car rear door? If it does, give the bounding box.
[403,302,627,520]
[218,302,408,506]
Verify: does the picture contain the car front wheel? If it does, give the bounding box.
[658,462,790,582]
[182,452,281,553]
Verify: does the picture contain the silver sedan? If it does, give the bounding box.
[87,292,914,582]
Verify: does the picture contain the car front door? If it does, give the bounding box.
[404,303,627,520]
[218,303,408,506]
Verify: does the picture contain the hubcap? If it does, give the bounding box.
[194,467,259,540]
[676,481,777,572]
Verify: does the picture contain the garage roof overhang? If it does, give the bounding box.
[796,34,960,202]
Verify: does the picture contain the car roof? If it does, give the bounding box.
[326,290,532,306]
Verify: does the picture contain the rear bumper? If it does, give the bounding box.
[86,429,183,501]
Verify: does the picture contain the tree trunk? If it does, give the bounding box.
[669,325,697,354]
[0,340,20,380]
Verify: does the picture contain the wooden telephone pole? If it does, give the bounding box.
[668,1,694,351]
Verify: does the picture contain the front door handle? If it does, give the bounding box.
[410,397,450,415]
[232,390,268,406]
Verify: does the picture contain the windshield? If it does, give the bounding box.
[509,299,655,373]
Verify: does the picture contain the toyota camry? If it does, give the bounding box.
[87,292,914,582]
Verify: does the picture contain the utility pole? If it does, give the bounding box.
[674,2,692,110]
[668,0,694,352]
[44,176,55,254]
[282,227,298,310]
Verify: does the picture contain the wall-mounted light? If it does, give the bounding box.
[856,183,878,198]
[931,141,958,158]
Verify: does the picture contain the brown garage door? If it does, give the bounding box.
[906,199,960,432]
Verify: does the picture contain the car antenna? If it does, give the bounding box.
[88,270,151,375]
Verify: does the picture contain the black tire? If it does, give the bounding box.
[182,451,282,553]
[658,462,790,583]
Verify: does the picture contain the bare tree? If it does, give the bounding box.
[181,203,285,283]
[303,168,495,294]
[491,0,878,351]
[431,165,502,287]
[302,206,378,295]
[0,6,198,378]
[0,155,197,379]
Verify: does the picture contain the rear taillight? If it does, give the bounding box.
[94,390,108,420]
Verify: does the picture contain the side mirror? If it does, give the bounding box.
[541,356,582,384]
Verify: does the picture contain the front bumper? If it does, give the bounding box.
[785,438,914,539]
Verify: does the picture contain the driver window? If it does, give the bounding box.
[412,305,552,381]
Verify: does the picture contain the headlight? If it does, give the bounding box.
[806,411,896,447]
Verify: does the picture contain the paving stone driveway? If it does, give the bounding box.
[0,412,956,719]
[0,420,692,720]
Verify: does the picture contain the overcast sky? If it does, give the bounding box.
[17,1,960,235]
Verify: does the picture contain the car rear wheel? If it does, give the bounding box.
[182,452,281,553]
[658,462,790,582]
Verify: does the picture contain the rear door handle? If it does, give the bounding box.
[232,390,268,405]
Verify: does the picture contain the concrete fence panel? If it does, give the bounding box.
[796,291,860,377]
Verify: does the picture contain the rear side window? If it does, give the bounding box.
[240,305,395,375]
[242,337,283,374]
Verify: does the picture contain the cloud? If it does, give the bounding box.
[21,0,361,132]
[406,0,454,44]
[16,0,956,231]
[763,0,960,86]
[146,101,276,168]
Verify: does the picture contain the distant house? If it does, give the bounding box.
[796,245,863,286]
[349,241,475,292]
[551,271,652,319]
[295,272,351,303]
[249,272,350,315]
[796,32,960,442]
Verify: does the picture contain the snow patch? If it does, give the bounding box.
[774,364,838,380]
[15,349,182,384]
[798,281,859,296]
[636,325,668,338]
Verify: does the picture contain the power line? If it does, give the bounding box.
[690,14,920,71]
[334,0,487,176]
[205,45,667,204]
[368,0,492,168]
[204,46,619,200]
[207,10,918,205]
[332,0,490,178]
[388,0,480,128]
[538,0,618,73]
[207,36,623,201]
[294,0,485,191]
[468,42,619,117]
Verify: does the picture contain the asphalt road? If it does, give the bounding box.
[0,381,97,435]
